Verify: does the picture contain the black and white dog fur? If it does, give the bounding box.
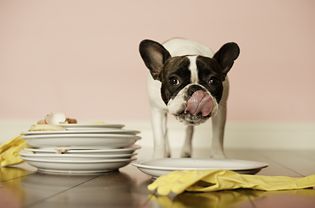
[139,38,240,159]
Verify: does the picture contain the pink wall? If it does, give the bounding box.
[0,0,314,121]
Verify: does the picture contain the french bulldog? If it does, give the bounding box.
[139,38,240,158]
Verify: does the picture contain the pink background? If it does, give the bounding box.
[0,0,314,122]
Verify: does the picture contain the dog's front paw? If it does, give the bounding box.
[210,151,226,159]
[153,151,171,159]
[180,150,192,158]
[180,145,192,158]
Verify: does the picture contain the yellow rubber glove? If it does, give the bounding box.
[148,170,315,197]
[148,170,211,196]
[150,190,259,208]
[0,135,27,167]
[150,189,315,208]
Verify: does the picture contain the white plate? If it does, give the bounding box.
[22,129,140,135]
[20,150,136,160]
[22,157,136,174]
[24,145,140,155]
[22,134,140,149]
[133,158,268,177]
[36,169,115,175]
[59,123,125,129]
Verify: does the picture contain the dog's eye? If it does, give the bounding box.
[208,77,218,85]
[169,77,180,86]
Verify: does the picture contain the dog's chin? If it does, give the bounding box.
[174,112,211,126]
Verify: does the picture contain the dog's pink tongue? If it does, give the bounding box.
[185,90,213,117]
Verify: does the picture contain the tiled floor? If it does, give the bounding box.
[1,149,315,208]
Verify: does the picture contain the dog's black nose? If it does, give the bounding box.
[187,85,204,97]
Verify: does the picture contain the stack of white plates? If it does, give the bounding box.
[21,123,140,175]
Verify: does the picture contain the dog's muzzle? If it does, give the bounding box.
[185,90,213,117]
[175,88,213,125]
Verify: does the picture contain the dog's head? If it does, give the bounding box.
[139,39,239,125]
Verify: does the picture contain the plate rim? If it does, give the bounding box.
[22,129,140,135]
[37,168,114,175]
[24,145,141,153]
[22,134,141,139]
[20,151,137,158]
[22,157,136,163]
[132,158,268,171]
[58,124,125,128]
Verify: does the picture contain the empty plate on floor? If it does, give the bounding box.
[133,158,268,177]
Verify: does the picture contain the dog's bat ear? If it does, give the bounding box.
[139,39,171,80]
[213,42,240,75]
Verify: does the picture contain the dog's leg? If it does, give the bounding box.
[180,125,194,158]
[210,104,227,159]
[151,108,171,158]
[210,80,229,159]
[164,115,171,157]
